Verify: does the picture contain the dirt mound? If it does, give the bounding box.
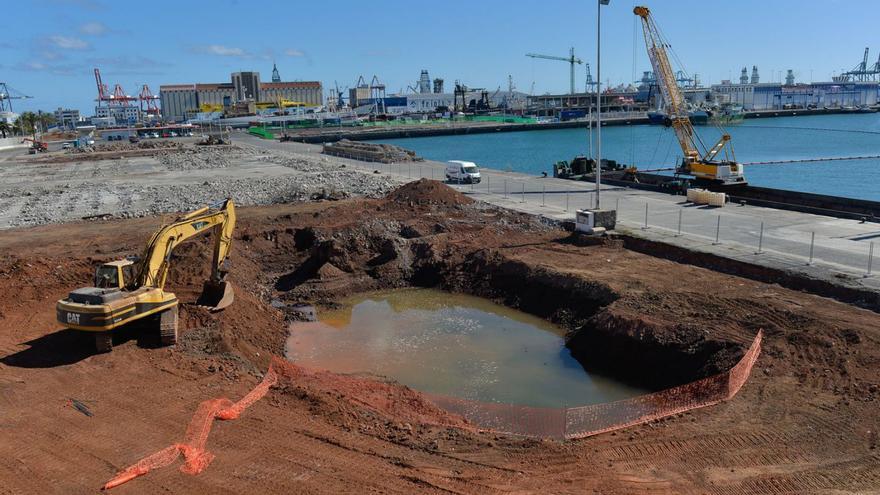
[316,262,345,280]
[273,361,472,432]
[386,179,474,207]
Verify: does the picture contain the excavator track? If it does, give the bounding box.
[95,332,112,353]
[159,306,178,346]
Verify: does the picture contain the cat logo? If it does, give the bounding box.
[66,312,81,325]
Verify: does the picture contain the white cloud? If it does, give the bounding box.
[284,48,305,57]
[79,21,108,35]
[202,44,247,57]
[15,59,79,75]
[39,50,65,61]
[48,35,90,50]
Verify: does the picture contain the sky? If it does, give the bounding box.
[2,0,873,115]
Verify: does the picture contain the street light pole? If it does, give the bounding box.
[596,0,609,209]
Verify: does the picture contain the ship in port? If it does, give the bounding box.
[647,108,710,125]
[708,103,745,125]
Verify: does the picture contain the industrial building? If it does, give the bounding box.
[528,92,644,118]
[53,108,82,129]
[94,105,140,127]
[159,68,322,122]
[711,80,880,110]
[346,70,528,115]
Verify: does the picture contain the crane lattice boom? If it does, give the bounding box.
[634,6,701,164]
[634,5,746,185]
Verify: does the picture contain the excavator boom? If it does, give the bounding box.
[136,199,235,311]
[56,199,237,352]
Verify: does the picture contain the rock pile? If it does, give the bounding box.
[322,139,422,163]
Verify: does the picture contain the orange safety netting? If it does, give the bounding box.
[102,360,279,490]
[425,330,763,440]
[103,331,763,488]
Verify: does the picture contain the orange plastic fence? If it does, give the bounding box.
[428,330,763,440]
[102,361,279,490]
[102,331,762,488]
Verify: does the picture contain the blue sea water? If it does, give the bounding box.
[370,114,880,201]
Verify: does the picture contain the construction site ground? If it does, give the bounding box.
[1,172,879,494]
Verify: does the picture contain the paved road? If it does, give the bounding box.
[240,133,880,292]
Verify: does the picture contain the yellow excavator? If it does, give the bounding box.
[56,199,236,352]
[635,6,746,185]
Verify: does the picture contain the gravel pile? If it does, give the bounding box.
[1,144,400,228]
[158,146,233,171]
[67,140,184,154]
[322,139,422,163]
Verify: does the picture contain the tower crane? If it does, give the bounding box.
[634,6,746,185]
[526,47,583,95]
[0,83,33,113]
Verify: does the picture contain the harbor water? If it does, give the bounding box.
[285,288,647,408]
[371,113,880,201]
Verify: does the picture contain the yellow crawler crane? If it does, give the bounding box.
[634,6,747,185]
[56,199,236,352]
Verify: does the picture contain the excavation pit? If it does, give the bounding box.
[285,288,649,409]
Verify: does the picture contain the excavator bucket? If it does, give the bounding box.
[197,280,235,312]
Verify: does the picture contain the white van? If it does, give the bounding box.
[445,160,481,184]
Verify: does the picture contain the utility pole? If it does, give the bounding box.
[596,0,610,209]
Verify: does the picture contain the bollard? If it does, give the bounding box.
[757,221,764,254]
[565,188,569,211]
[868,242,875,277]
[487,175,490,194]
[615,196,620,212]
[542,183,546,207]
[471,178,474,191]
[676,208,683,236]
[808,232,815,265]
[521,182,525,203]
[642,203,649,229]
[431,167,434,180]
[713,216,721,245]
[504,179,508,198]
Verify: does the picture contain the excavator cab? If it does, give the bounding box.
[94,260,136,290]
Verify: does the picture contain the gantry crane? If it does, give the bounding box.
[0,83,33,113]
[138,84,160,116]
[526,47,583,95]
[634,6,746,185]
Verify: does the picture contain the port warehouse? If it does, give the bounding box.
[169,79,879,123]
[159,71,322,122]
[529,81,880,118]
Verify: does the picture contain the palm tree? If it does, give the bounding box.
[37,112,56,133]
[0,121,8,138]
[18,112,38,139]
[11,118,23,136]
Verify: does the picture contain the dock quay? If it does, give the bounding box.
[268,106,877,144]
